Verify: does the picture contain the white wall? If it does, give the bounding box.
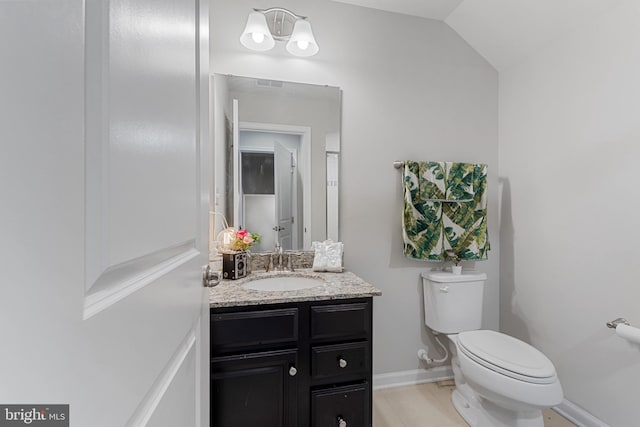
[211,0,498,375]
[499,1,640,424]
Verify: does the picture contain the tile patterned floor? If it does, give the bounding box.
[373,381,576,427]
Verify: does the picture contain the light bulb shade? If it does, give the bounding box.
[216,227,238,251]
[240,11,275,51]
[286,20,319,57]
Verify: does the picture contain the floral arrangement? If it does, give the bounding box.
[228,229,261,251]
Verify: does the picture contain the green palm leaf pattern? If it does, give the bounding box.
[419,161,446,202]
[402,161,489,261]
[445,162,475,201]
[403,161,443,259]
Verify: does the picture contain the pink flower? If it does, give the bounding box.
[236,229,248,239]
[243,235,254,244]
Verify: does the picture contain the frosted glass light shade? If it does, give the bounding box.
[216,227,237,251]
[240,11,275,51]
[286,20,319,57]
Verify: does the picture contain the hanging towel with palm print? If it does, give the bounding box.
[402,161,489,261]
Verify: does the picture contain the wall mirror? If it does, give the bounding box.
[212,74,341,253]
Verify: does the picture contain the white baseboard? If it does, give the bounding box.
[553,399,609,427]
[373,366,453,390]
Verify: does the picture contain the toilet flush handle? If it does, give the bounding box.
[439,286,449,293]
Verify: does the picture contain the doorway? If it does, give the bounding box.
[238,130,302,252]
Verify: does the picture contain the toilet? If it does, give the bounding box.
[422,271,563,427]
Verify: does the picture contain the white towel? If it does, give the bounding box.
[311,240,344,272]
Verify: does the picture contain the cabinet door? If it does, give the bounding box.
[211,349,298,427]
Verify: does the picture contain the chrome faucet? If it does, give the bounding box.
[266,243,295,272]
[264,243,296,272]
[271,242,284,271]
[286,251,295,272]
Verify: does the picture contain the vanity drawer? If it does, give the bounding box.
[211,308,298,355]
[311,382,370,427]
[310,301,370,342]
[311,342,369,379]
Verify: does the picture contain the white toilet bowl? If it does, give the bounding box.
[448,331,563,427]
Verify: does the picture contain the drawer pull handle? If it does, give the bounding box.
[337,416,347,427]
[338,358,348,368]
[289,366,297,376]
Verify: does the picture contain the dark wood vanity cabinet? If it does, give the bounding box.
[210,297,373,427]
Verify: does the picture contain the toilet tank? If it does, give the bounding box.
[421,271,487,334]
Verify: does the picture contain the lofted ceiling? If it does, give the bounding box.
[331,0,624,71]
[330,0,463,21]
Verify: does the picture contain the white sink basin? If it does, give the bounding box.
[242,276,324,292]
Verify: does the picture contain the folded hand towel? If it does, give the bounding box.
[311,240,344,272]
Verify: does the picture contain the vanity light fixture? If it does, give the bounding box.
[239,7,319,57]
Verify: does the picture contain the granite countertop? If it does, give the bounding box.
[209,269,382,308]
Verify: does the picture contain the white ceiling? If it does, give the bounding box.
[331,0,624,71]
[331,0,463,21]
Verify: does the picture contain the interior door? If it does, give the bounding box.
[0,1,210,426]
[274,142,294,250]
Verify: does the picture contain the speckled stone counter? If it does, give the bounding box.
[209,269,382,308]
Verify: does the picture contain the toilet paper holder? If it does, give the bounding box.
[606,317,630,329]
[606,317,640,347]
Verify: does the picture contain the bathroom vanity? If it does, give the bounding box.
[209,271,381,427]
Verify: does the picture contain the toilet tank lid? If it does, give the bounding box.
[421,271,487,283]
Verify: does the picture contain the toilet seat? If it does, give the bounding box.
[457,330,557,385]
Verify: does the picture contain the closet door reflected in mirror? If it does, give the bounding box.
[212,74,341,252]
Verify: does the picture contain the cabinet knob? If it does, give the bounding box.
[337,416,347,427]
[338,358,348,368]
[289,366,297,376]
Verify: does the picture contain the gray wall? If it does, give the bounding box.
[211,0,499,376]
[499,1,640,424]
